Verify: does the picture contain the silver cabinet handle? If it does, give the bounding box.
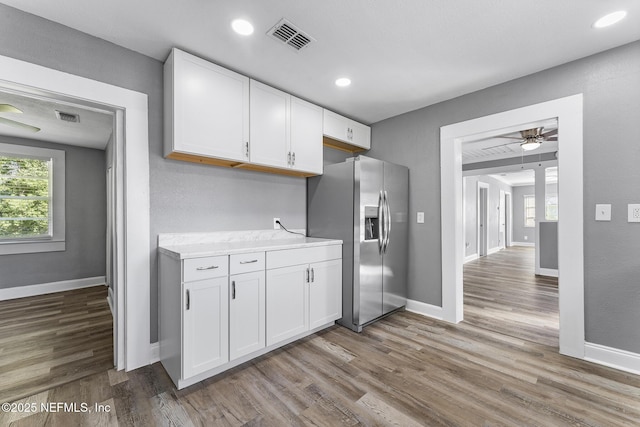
[196,265,218,270]
[311,268,315,283]
[287,151,291,165]
[245,141,250,158]
[306,267,310,283]
[232,281,236,299]
[239,259,258,264]
[186,289,190,310]
[292,152,295,166]
[384,190,391,253]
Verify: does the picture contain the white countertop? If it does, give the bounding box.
[158,231,342,260]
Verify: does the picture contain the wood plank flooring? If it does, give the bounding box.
[0,286,113,404]
[3,279,640,425]
[463,246,559,347]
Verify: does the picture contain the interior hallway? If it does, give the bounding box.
[463,246,559,347]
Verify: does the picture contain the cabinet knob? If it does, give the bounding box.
[186,289,190,310]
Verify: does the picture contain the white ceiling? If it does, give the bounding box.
[489,170,535,187]
[2,0,639,125]
[0,89,114,149]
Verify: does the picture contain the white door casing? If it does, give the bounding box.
[440,94,584,359]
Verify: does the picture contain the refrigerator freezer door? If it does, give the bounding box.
[355,156,385,326]
[382,161,409,314]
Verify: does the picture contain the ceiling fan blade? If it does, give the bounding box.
[546,136,558,142]
[481,140,523,150]
[494,135,522,140]
[0,116,40,133]
[541,128,558,138]
[0,104,23,114]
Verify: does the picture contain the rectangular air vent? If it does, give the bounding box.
[267,19,314,51]
[55,110,80,123]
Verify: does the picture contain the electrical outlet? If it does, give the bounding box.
[417,212,425,223]
[273,217,281,229]
[628,204,640,223]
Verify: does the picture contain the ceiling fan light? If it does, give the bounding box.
[520,140,541,151]
[593,11,627,28]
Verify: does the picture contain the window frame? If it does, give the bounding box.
[0,142,65,254]
[523,194,535,228]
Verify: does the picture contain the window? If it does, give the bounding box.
[524,195,535,227]
[545,167,558,221]
[0,143,65,254]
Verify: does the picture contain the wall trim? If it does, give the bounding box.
[107,287,115,317]
[487,246,501,256]
[584,342,640,376]
[406,299,444,320]
[0,276,106,301]
[536,268,559,278]
[464,254,479,264]
[511,241,535,247]
[150,342,160,364]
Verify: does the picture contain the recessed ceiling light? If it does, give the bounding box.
[335,77,351,87]
[593,11,627,28]
[231,19,254,36]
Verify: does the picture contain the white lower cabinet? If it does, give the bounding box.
[230,270,265,360]
[183,277,229,378]
[309,259,342,329]
[159,242,342,389]
[266,265,309,346]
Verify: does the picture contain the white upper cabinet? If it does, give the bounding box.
[290,97,323,175]
[323,109,371,151]
[249,80,290,169]
[165,48,249,162]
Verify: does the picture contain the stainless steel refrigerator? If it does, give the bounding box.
[307,155,409,332]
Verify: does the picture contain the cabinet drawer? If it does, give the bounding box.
[267,245,342,270]
[184,256,228,282]
[230,252,265,275]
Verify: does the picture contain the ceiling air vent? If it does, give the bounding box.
[55,110,80,123]
[267,19,314,51]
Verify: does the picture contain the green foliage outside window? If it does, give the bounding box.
[0,156,51,238]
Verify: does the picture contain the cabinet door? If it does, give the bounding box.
[249,80,290,168]
[309,259,343,329]
[349,120,371,150]
[183,277,229,378]
[171,49,249,161]
[323,109,349,142]
[230,271,265,361]
[290,97,323,174]
[266,265,309,346]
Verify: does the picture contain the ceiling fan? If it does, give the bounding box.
[0,104,41,133]
[483,127,557,152]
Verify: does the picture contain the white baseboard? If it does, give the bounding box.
[406,299,444,320]
[536,268,559,278]
[150,342,160,364]
[107,287,115,317]
[584,342,640,376]
[487,246,502,255]
[511,241,535,247]
[464,254,479,264]
[0,276,106,301]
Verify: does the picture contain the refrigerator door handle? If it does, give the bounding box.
[378,190,384,254]
[383,191,391,253]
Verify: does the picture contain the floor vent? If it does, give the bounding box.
[55,110,80,123]
[267,19,314,51]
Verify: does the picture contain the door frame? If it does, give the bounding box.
[476,182,489,257]
[0,54,151,370]
[440,94,584,359]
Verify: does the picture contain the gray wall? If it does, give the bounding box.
[512,185,536,244]
[369,40,640,353]
[539,222,558,270]
[0,136,106,287]
[463,175,513,257]
[0,5,305,343]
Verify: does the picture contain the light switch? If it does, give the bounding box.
[628,204,640,223]
[595,204,611,221]
[417,212,425,223]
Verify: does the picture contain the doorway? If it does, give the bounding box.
[0,53,151,370]
[440,94,584,358]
